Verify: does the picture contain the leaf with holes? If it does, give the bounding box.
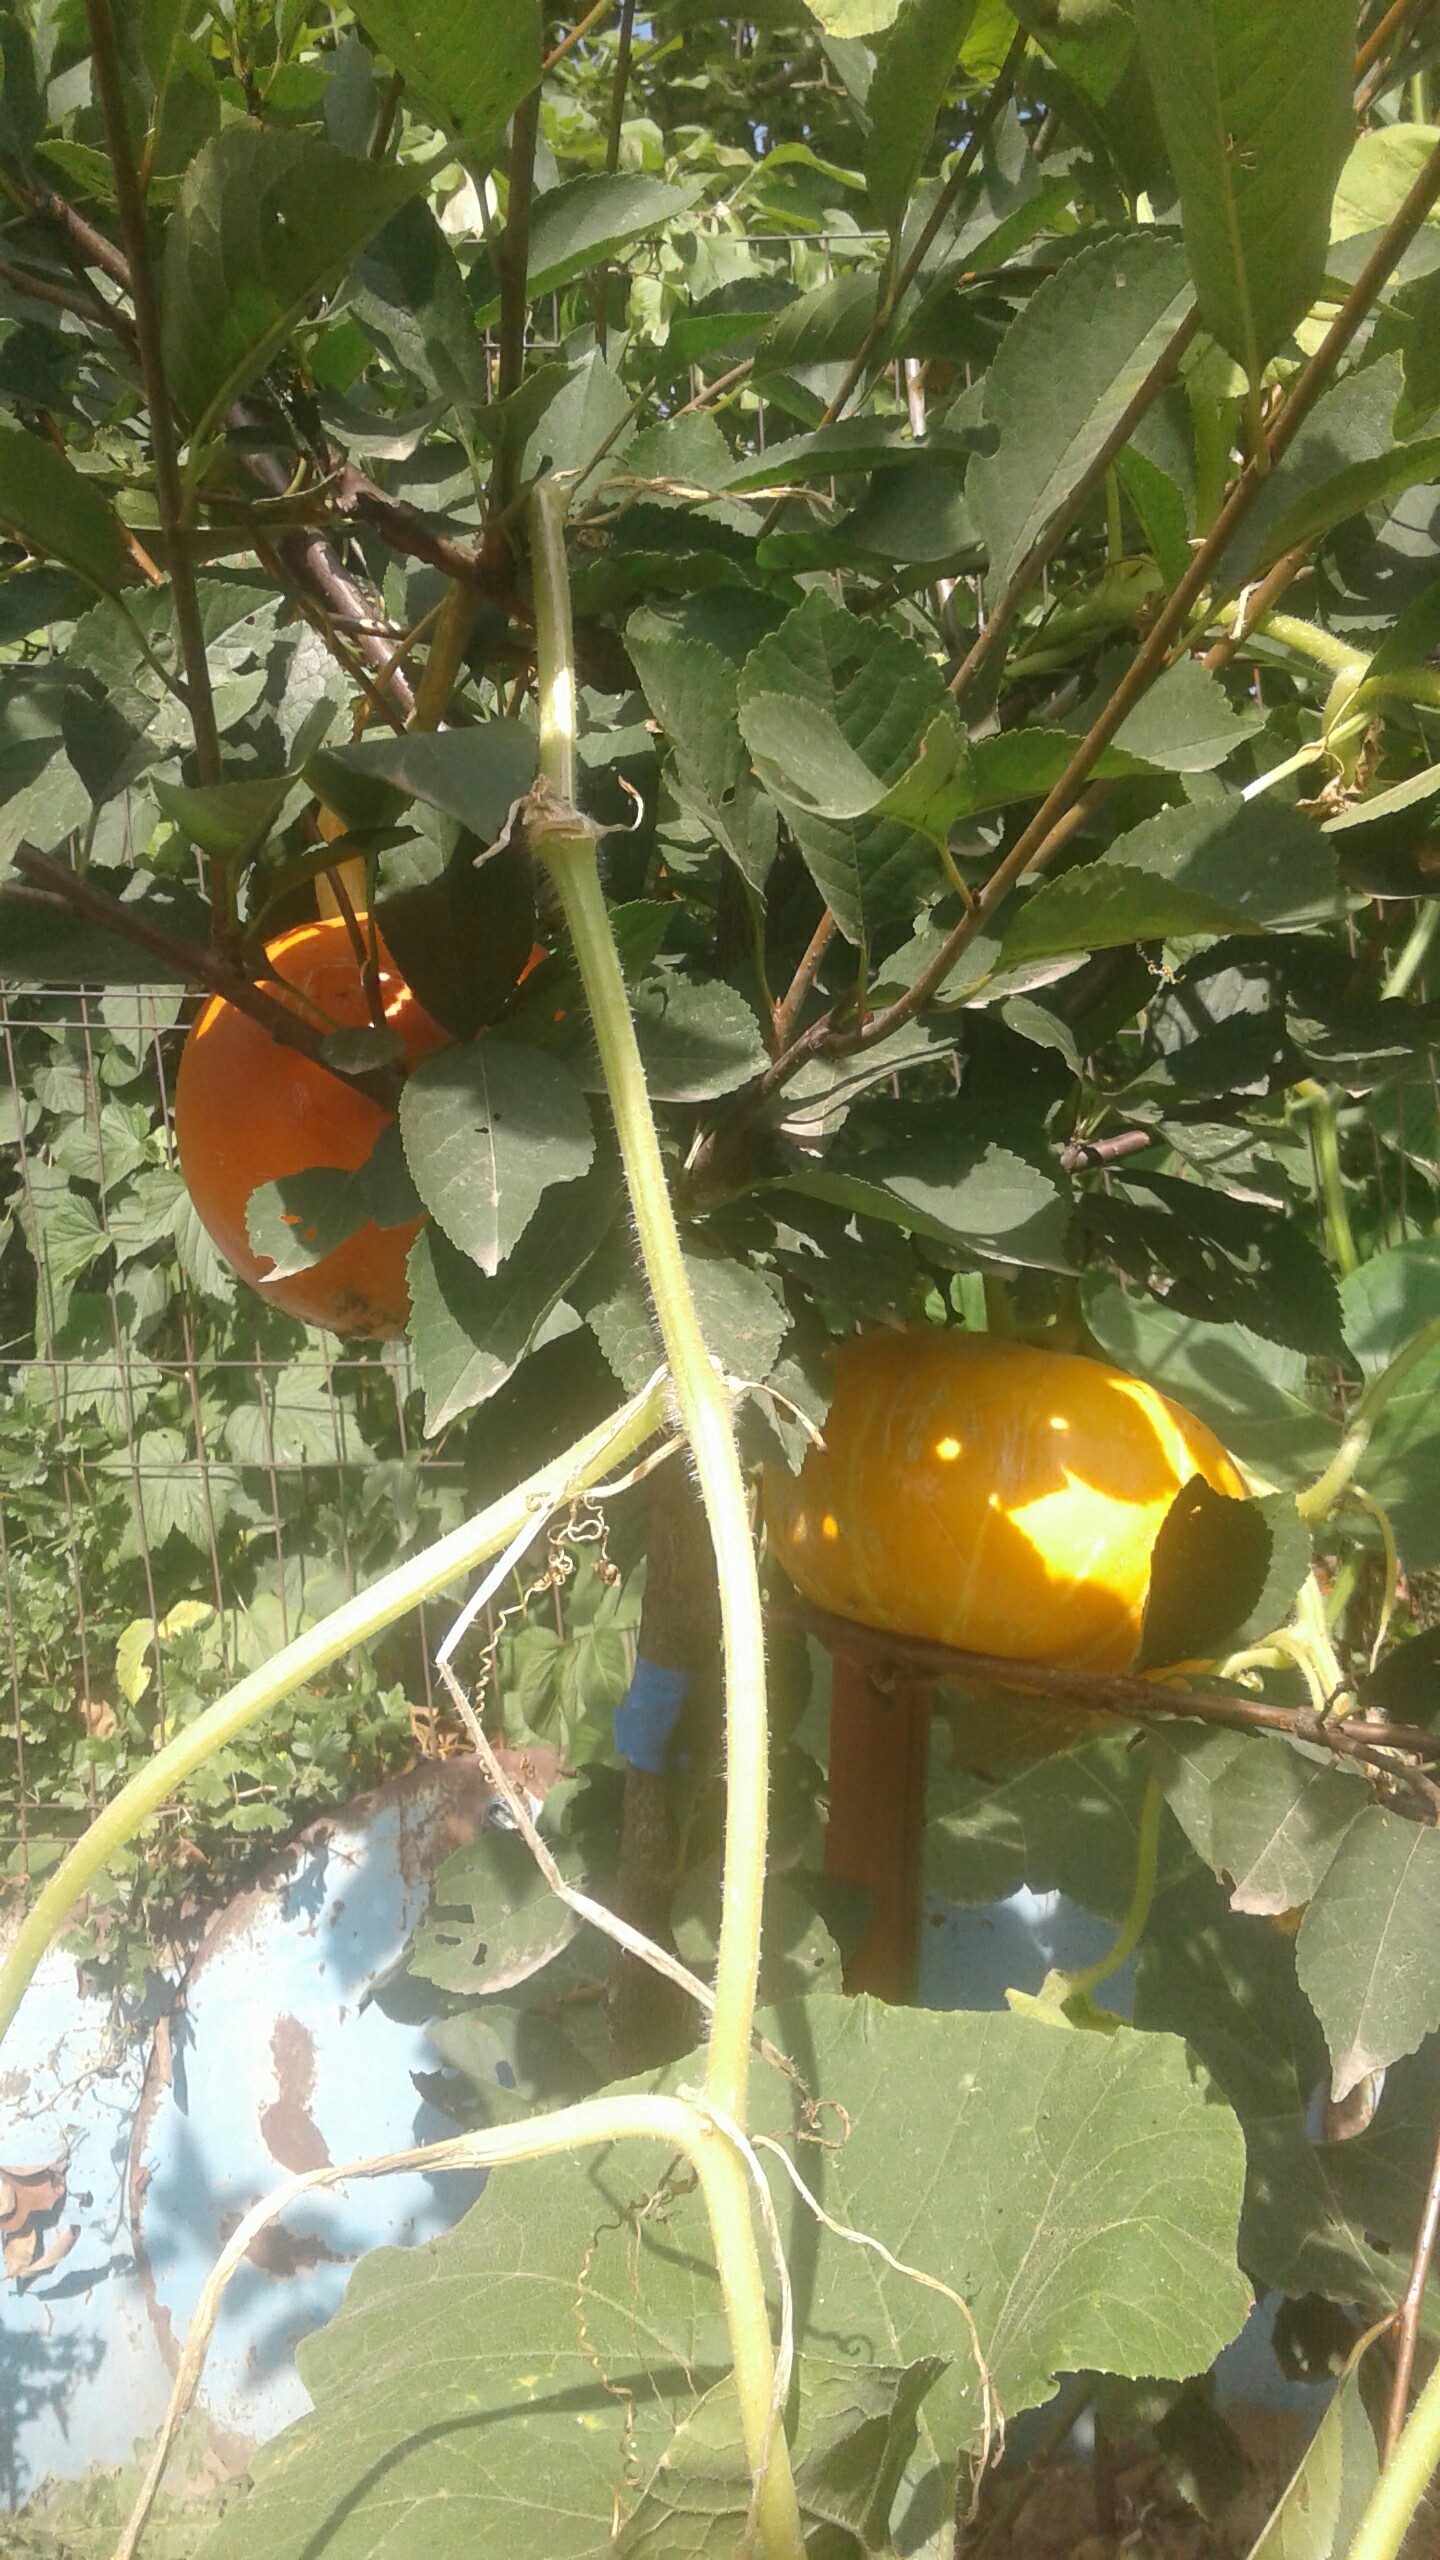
[1132,0,1353,382]
[400,1042,594,1278]
[162,128,420,441]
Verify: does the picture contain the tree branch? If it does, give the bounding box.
[771,1598,1440,1824]
[1383,2106,1440,2462]
[9,847,405,1110]
[497,87,540,408]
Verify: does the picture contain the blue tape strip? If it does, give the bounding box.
[614,1657,693,1772]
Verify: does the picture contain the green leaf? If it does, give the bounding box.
[473,175,707,326]
[349,0,540,142]
[1395,264,1440,433]
[789,1118,1073,1271]
[1131,0,1354,382]
[1154,1729,1366,1919]
[737,590,956,941]
[588,1251,789,1392]
[1218,357,1440,590]
[152,770,297,864]
[865,0,975,234]
[1296,1807,1440,2103]
[1079,1168,1346,1360]
[627,609,777,891]
[1134,1864,1432,2323]
[1103,653,1261,774]
[245,1128,422,1282]
[1082,1279,1334,1489]
[405,1177,610,1434]
[740,688,902,817]
[966,231,1192,597]
[1135,1477,1274,1672]
[617,2361,942,2558]
[1338,1242,1440,1571]
[964,724,1152,812]
[349,198,490,406]
[1001,798,1340,965]
[623,976,769,1103]
[1247,2362,1379,2560]
[523,347,637,480]
[399,1042,594,1279]
[803,0,904,31]
[1008,0,1135,104]
[204,1994,1248,2560]
[312,724,538,841]
[0,427,128,595]
[162,127,420,442]
[406,1828,583,1997]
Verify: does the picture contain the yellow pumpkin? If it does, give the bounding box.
[764,1330,1246,1673]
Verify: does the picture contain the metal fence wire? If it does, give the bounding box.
[0,981,458,1893]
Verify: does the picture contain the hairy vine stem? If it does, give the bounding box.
[524,475,804,2556]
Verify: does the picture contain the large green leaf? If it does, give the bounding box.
[350,0,540,142]
[1295,1806,1440,2104]
[736,591,956,941]
[1154,1729,1367,1920]
[864,0,975,234]
[349,198,490,406]
[966,230,1192,597]
[788,1108,1075,1271]
[1136,1866,1440,2328]
[203,1994,1248,2560]
[1000,798,1340,966]
[0,427,129,595]
[1131,0,1354,381]
[399,1041,595,1278]
[163,127,420,442]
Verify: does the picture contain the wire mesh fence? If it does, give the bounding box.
[0,979,458,1901]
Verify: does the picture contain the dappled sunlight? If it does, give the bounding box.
[766,1329,1245,1672]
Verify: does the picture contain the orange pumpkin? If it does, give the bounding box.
[765,1330,1246,1673]
[174,916,447,1339]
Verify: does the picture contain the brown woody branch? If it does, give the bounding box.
[1383,2105,1440,2460]
[772,1598,1440,1825]
[9,847,405,1110]
[1059,1126,1154,1172]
